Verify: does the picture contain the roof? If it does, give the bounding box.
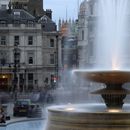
[0,9,35,23]
[38,15,55,23]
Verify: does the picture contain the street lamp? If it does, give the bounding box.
[55,35,59,88]
[13,43,21,100]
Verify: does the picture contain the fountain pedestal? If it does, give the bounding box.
[92,83,129,108]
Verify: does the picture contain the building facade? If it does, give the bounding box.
[0,9,43,92]
[0,4,60,92]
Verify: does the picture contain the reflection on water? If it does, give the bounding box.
[6,120,45,130]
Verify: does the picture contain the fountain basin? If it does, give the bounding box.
[74,70,130,84]
[46,104,130,130]
[73,70,130,108]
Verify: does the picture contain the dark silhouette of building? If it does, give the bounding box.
[27,0,44,16]
[12,0,44,17]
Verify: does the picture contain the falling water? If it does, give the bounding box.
[95,0,129,70]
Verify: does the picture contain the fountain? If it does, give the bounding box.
[45,0,130,130]
[45,69,130,130]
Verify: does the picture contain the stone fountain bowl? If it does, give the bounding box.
[73,70,130,84]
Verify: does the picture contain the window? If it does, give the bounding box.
[1,5,6,10]
[28,36,33,45]
[28,57,33,64]
[28,52,34,65]
[28,73,33,90]
[26,21,34,27]
[28,73,33,81]
[73,55,76,60]
[1,36,6,45]
[14,36,19,45]
[0,58,6,66]
[14,12,20,17]
[82,30,84,40]
[89,41,93,56]
[90,4,94,15]
[0,51,7,66]
[50,39,54,47]
[0,21,7,27]
[50,54,55,64]
[13,20,20,27]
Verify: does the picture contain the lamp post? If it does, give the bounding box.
[55,35,59,88]
[13,43,20,101]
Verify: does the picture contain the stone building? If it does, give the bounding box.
[0,8,43,92]
[0,3,60,92]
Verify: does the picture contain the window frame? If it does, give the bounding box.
[1,36,6,45]
[50,39,55,47]
[14,35,20,45]
[50,54,55,64]
[28,36,33,45]
[28,56,33,64]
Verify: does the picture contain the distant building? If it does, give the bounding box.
[58,19,78,87]
[78,0,97,68]
[59,19,78,70]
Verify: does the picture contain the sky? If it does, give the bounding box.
[44,0,81,23]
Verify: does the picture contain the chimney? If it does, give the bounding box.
[46,9,52,19]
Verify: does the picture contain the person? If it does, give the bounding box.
[0,107,5,123]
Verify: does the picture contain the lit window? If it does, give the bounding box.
[28,36,33,45]
[1,36,6,45]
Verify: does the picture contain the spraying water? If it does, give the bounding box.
[94,0,129,70]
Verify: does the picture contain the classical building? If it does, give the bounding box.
[0,8,43,92]
[0,1,60,92]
